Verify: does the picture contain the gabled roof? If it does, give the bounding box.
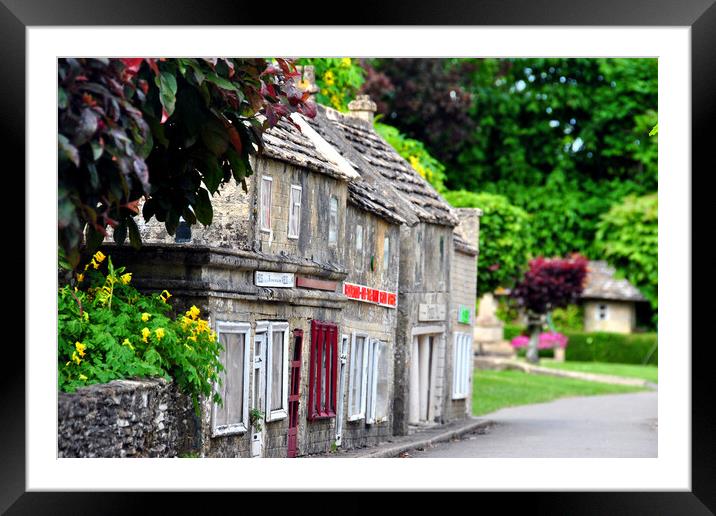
[314,105,459,227]
[347,178,406,226]
[581,261,646,302]
[302,107,419,226]
[260,118,357,181]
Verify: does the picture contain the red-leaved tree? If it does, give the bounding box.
[510,255,588,363]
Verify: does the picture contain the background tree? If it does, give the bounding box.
[510,255,588,363]
[444,190,532,296]
[594,193,658,318]
[58,58,315,270]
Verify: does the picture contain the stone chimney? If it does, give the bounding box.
[348,94,377,123]
[455,207,482,251]
[295,65,320,101]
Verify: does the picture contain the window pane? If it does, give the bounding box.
[289,186,301,237]
[376,342,390,420]
[261,178,272,230]
[329,196,338,244]
[271,331,284,411]
[383,236,390,272]
[356,224,363,251]
[216,332,245,427]
[350,336,365,415]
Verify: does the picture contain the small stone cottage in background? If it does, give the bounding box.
[58,76,482,458]
[581,260,647,334]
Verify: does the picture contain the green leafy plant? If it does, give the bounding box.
[249,408,264,432]
[58,252,224,413]
[594,193,658,318]
[296,58,365,111]
[550,305,584,332]
[564,331,658,365]
[58,58,315,269]
[443,190,533,296]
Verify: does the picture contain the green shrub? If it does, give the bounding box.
[504,324,525,342]
[564,331,658,365]
[58,252,224,411]
[550,305,584,332]
[443,190,532,296]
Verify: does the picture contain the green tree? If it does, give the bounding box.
[443,190,532,296]
[594,193,658,315]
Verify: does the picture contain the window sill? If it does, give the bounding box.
[211,423,248,437]
[266,408,287,422]
[308,411,336,421]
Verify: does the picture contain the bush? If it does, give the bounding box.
[564,331,658,365]
[550,305,584,332]
[504,324,525,342]
[58,252,224,411]
[443,190,532,296]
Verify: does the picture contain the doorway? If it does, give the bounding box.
[408,332,442,424]
[287,329,303,458]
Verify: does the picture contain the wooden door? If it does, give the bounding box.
[287,329,303,458]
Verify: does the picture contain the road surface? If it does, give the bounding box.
[412,391,657,458]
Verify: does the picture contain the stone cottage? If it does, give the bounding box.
[581,260,647,334]
[305,97,480,436]
[107,114,359,458]
[446,209,481,421]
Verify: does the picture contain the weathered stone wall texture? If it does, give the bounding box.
[57,378,197,458]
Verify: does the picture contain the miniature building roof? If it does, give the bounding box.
[581,261,646,302]
[347,178,406,226]
[302,107,420,226]
[315,105,459,227]
[260,118,357,181]
[452,231,478,256]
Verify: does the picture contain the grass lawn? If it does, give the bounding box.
[472,369,646,416]
[538,360,658,384]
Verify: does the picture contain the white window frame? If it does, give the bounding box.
[287,184,302,239]
[256,320,289,422]
[335,334,349,446]
[259,175,273,233]
[383,235,390,273]
[366,339,389,425]
[347,331,369,421]
[452,332,472,399]
[211,321,251,437]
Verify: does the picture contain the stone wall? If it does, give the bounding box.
[58,378,197,458]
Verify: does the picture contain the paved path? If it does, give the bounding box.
[410,391,657,458]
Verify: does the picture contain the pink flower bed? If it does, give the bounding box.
[511,331,568,349]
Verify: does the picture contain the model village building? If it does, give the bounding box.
[106,88,481,457]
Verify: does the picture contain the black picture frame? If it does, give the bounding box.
[5,0,712,511]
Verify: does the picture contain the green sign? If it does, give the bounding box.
[458,305,472,324]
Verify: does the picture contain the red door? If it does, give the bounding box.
[287,329,303,458]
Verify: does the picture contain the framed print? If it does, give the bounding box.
[5,0,713,511]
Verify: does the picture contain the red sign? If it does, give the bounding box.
[342,282,397,309]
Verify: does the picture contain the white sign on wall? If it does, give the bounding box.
[255,271,295,288]
[418,303,446,322]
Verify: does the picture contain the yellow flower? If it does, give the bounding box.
[195,319,210,334]
[79,374,88,381]
[90,259,100,270]
[141,312,151,322]
[330,94,341,109]
[93,251,106,263]
[187,305,200,320]
[75,341,86,357]
[71,351,81,365]
[184,344,194,352]
[120,273,132,285]
[65,361,71,367]
[187,335,197,342]
[122,338,135,351]
[341,57,351,68]
[76,273,84,283]
[155,328,165,341]
[159,290,172,303]
[82,311,89,322]
[324,70,335,86]
[141,327,151,343]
